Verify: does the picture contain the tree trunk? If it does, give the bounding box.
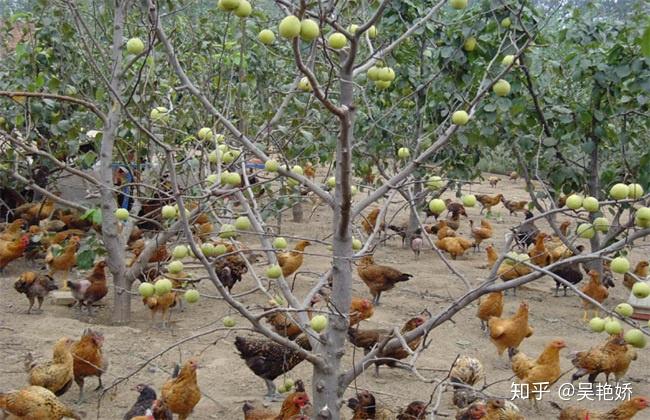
[101,1,129,324]
[292,200,303,223]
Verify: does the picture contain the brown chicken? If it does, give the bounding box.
[397,401,429,419]
[214,250,250,293]
[484,399,524,420]
[488,302,534,356]
[437,220,458,240]
[362,208,384,235]
[13,198,55,225]
[347,390,395,419]
[0,385,83,420]
[488,176,500,188]
[277,240,311,277]
[45,235,80,288]
[571,333,637,383]
[264,295,322,339]
[485,244,498,269]
[143,288,177,327]
[450,356,485,388]
[14,271,58,313]
[477,292,504,331]
[509,339,567,406]
[234,334,311,399]
[129,239,170,264]
[435,236,475,260]
[557,395,649,420]
[581,269,609,321]
[509,172,519,181]
[349,297,375,327]
[470,219,493,251]
[0,234,30,272]
[501,198,528,215]
[242,380,310,420]
[456,401,487,420]
[623,261,649,290]
[357,255,412,304]
[72,328,109,402]
[52,208,94,231]
[446,200,468,218]
[303,162,316,180]
[0,218,26,241]
[348,316,425,375]
[446,210,463,230]
[193,221,214,242]
[69,260,109,313]
[161,359,201,420]
[476,194,504,214]
[527,232,550,267]
[25,337,75,396]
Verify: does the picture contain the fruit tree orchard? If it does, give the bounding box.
[1,0,650,417]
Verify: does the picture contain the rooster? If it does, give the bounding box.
[14,271,58,313]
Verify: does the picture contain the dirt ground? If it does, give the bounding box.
[1,173,649,420]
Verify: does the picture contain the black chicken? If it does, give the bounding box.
[234,334,311,400]
[123,384,157,420]
[551,245,585,296]
[514,210,539,249]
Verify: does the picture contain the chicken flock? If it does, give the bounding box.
[0,171,649,420]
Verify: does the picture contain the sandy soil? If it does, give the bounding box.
[1,174,649,420]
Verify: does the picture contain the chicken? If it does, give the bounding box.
[303,162,316,180]
[234,334,311,399]
[509,339,567,406]
[456,401,487,420]
[410,233,423,260]
[361,208,384,235]
[450,356,485,388]
[129,239,170,264]
[397,401,429,420]
[488,176,500,188]
[477,292,504,331]
[487,302,533,356]
[476,194,504,215]
[484,399,524,420]
[242,380,310,420]
[347,390,395,419]
[485,245,498,269]
[13,198,55,225]
[356,255,412,304]
[214,252,249,293]
[161,359,201,420]
[0,385,82,420]
[143,288,177,327]
[437,220,458,240]
[193,222,214,242]
[52,208,94,231]
[446,210,463,230]
[25,337,75,396]
[349,297,375,327]
[435,236,475,260]
[509,172,519,181]
[623,261,649,290]
[348,316,425,375]
[501,199,528,216]
[14,271,58,314]
[0,234,30,272]
[264,295,321,340]
[446,200,468,218]
[68,260,108,313]
[571,333,637,383]
[71,328,109,402]
[470,219,493,251]
[581,269,609,321]
[514,211,539,249]
[277,240,311,277]
[124,384,157,420]
[45,235,80,288]
[387,224,408,246]
[556,395,649,420]
[0,218,26,241]
[551,251,584,296]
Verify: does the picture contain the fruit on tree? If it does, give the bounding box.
[279,16,301,38]
[168,260,184,274]
[397,147,410,159]
[463,37,477,52]
[576,223,595,239]
[298,77,312,92]
[234,0,251,17]
[611,257,630,274]
[604,319,622,335]
[493,79,511,96]
[198,127,213,141]
[150,107,170,123]
[374,80,391,89]
[352,238,362,250]
[126,38,145,55]
[184,289,200,303]
[449,0,468,10]
[367,67,380,81]
[273,237,288,249]
[114,208,129,221]
[222,151,236,164]
[310,315,328,332]
[593,217,609,232]
[154,278,173,295]
[223,172,241,186]
[582,196,599,212]
[208,151,220,163]
[218,0,240,11]
[219,224,237,238]
[426,176,444,189]
[326,177,336,188]
[589,317,606,332]
[637,207,650,221]
[266,265,282,279]
[235,216,251,230]
[624,329,647,349]
[368,25,377,38]
[632,282,650,299]
[300,19,320,41]
[628,183,644,199]
[501,17,511,28]
[139,282,155,298]
[609,183,629,200]
[265,159,279,172]
[378,67,396,82]
[214,244,227,255]
[206,174,219,185]
[328,32,347,49]
[162,205,177,219]
[258,29,275,45]
[172,245,188,260]
[502,55,515,66]
[615,303,634,317]
[201,243,216,257]
[462,195,477,207]
[429,198,446,214]
[451,110,469,125]
[565,194,583,210]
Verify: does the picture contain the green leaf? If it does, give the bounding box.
[76,249,95,270]
[640,25,650,57]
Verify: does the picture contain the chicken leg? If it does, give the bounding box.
[264,378,283,401]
